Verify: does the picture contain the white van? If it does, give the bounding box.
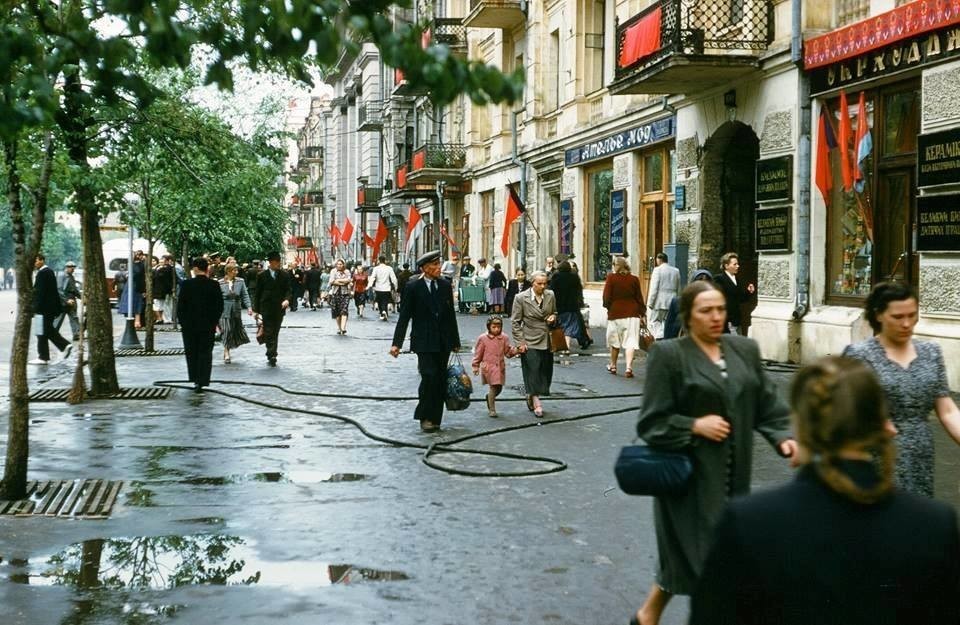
[103,238,169,304]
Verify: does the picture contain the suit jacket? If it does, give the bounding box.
[392,276,460,353]
[57,271,82,300]
[219,277,251,317]
[637,335,791,593]
[254,268,292,320]
[648,263,681,311]
[691,463,960,625]
[177,275,224,333]
[33,265,62,316]
[715,271,751,327]
[510,288,557,351]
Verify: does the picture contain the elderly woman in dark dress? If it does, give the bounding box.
[511,270,557,418]
[843,282,960,497]
[631,280,796,625]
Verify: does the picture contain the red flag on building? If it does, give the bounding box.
[440,224,461,256]
[838,90,854,192]
[618,6,662,68]
[500,186,525,256]
[329,223,341,247]
[815,106,838,206]
[372,218,388,259]
[405,205,424,258]
[341,217,355,246]
[363,232,376,248]
[854,91,873,194]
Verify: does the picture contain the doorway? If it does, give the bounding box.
[639,201,664,292]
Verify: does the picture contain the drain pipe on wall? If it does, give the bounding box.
[512,110,528,271]
[792,0,811,321]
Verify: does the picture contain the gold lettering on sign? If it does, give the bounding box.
[872,52,886,72]
[927,33,941,57]
[907,41,921,63]
[856,57,868,77]
[827,67,836,86]
[891,48,903,66]
[948,28,960,52]
[840,64,853,81]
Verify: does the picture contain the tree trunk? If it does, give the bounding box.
[145,239,155,352]
[62,68,119,396]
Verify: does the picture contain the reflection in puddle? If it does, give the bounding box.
[2,535,409,590]
[173,472,370,485]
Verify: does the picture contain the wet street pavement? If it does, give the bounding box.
[0,289,957,625]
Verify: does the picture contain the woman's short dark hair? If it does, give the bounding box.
[679,280,722,331]
[558,260,572,272]
[791,356,894,503]
[864,282,918,334]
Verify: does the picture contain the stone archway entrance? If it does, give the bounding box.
[699,121,760,329]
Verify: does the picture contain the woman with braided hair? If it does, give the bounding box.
[691,356,960,624]
[843,282,960,497]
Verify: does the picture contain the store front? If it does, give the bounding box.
[803,3,960,386]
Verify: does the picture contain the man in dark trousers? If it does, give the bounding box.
[305,261,323,310]
[253,251,292,366]
[177,257,223,392]
[55,260,82,341]
[715,251,756,335]
[30,254,71,365]
[389,250,461,433]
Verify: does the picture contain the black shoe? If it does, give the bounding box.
[267,358,277,367]
[194,383,202,393]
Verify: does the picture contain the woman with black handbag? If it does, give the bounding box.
[629,280,797,625]
[511,271,557,418]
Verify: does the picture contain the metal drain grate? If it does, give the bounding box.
[115,348,186,357]
[29,387,172,402]
[0,480,123,518]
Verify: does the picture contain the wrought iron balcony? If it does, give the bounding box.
[358,101,383,131]
[357,184,384,212]
[426,17,466,53]
[392,68,427,97]
[609,0,772,95]
[463,0,525,29]
[302,146,323,161]
[406,143,466,184]
[300,192,323,207]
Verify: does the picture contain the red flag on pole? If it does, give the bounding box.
[341,217,355,245]
[500,186,525,256]
[440,224,460,256]
[363,232,376,248]
[405,205,424,258]
[815,105,838,206]
[329,223,341,247]
[372,219,388,259]
[854,91,873,194]
[838,90,854,192]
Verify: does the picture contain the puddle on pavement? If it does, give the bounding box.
[175,472,370,486]
[2,535,409,590]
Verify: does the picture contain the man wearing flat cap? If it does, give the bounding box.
[56,261,82,341]
[390,250,461,433]
[253,251,292,366]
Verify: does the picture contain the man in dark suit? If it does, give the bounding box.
[389,250,461,433]
[253,251,292,366]
[177,257,224,391]
[30,254,71,365]
[715,252,755,335]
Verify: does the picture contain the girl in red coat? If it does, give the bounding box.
[472,316,517,417]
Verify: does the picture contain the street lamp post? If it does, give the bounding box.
[119,197,141,348]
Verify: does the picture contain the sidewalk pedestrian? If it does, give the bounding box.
[631,280,796,625]
[219,263,252,363]
[305,262,323,310]
[29,254,71,365]
[511,271,557,418]
[486,263,506,314]
[352,264,369,317]
[55,260,82,341]
[328,259,352,335]
[504,268,530,317]
[153,255,175,324]
[5,267,13,289]
[472,316,516,418]
[549,260,589,352]
[602,256,646,377]
[691,356,960,625]
[647,252,680,339]
[177,257,223,391]
[389,250,462,433]
[370,255,398,321]
[288,260,304,312]
[715,251,755,335]
[253,251,292,366]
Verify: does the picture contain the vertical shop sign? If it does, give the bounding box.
[609,190,626,255]
[559,199,573,255]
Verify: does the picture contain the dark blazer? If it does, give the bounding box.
[392,276,460,352]
[548,270,583,313]
[691,463,960,625]
[33,265,62,316]
[177,275,224,333]
[253,268,293,320]
[714,271,751,328]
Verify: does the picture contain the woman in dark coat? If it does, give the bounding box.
[504,268,530,316]
[691,356,960,625]
[631,280,796,625]
[548,260,588,351]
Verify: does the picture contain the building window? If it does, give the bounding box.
[824,82,920,303]
[545,30,561,113]
[836,0,868,26]
[481,190,495,260]
[583,0,605,94]
[589,165,614,282]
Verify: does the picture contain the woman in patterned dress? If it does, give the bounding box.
[843,282,960,497]
[328,259,353,335]
[219,263,252,363]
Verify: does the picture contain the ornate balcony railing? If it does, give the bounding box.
[358,101,383,131]
[612,0,772,93]
[303,146,323,161]
[426,17,466,51]
[357,184,384,212]
[300,192,323,207]
[411,143,466,171]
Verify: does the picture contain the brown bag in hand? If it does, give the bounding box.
[638,322,655,352]
[256,319,266,345]
[549,326,567,353]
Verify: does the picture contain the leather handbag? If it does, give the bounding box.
[638,322,655,352]
[614,445,692,497]
[549,326,567,353]
[255,318,266,345]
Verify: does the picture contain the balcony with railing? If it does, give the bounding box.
[406,143,466,184]
[609,0,772,95]
[300,192,323,207]
[302,146,323,161]
[463,0,526,29]
[356,184,384,212]
[358,101,384,131]
[425,17,467,53]
[392,68,427,97]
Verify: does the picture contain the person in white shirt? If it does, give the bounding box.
[647,252,681,339]
[369,255,399,321]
